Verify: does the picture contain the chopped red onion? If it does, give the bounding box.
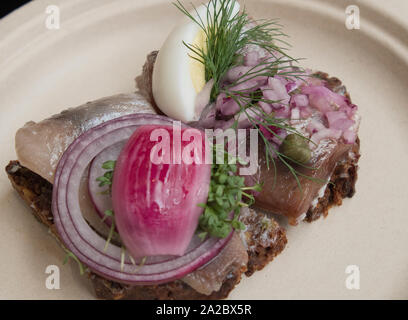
[216,93,240,116]
[274,75,289,85]
[258,101,273,114]
[270,128,288,146]
[307,119,326,135]
[343,129,357,144]
[261,86,279,102]
[228,78,260,92]
[291,107,300,120]
[244,51,260,66]
[272,104,290,118]
[326,111,355,131]
[326,111,347,125]
[268,77,290,103]
[302,85,348,113]
[290,94,309,108]
[331,118,355,131]
[259,125,273,140]
[299,106,312,119]
[225,66,253,82]
[285,82,298,93]
[208,50,360,147]
[225,64,268,85]
[235,107,261,128]
[339,103,358,117]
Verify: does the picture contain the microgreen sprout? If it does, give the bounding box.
[96,160,116,192]
[96,162,118,251]
[63,249,85,275]
[101,209,114,223]
[103,210,117,251]
[120,245,126,271]
[197,147,261,239]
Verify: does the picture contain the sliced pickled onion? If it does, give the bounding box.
[112,125,211,259]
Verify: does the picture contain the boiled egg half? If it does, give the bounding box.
[152,1,240,122]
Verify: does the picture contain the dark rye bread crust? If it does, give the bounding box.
[304,72,360,222]
[5,162,287,300]
[305,138,359,222]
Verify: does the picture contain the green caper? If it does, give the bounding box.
[279,134,311,164]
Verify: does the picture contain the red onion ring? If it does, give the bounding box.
[52,114,232,285]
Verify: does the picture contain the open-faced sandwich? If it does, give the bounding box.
[6,0,360,300]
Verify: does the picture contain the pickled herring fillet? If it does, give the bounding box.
[15,93,155,183]
[253,139,352,225]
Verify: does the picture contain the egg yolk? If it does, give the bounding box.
[189,29,207,93]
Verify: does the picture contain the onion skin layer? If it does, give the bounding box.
[112,125,211,259]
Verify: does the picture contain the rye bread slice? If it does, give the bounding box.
[5,162,287,299]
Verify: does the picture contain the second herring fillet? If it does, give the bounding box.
[136,51,361,224]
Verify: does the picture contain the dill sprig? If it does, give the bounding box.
[174,0,302,99]
[175,0,243,99]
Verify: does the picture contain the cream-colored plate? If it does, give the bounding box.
[0,0,407,299]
